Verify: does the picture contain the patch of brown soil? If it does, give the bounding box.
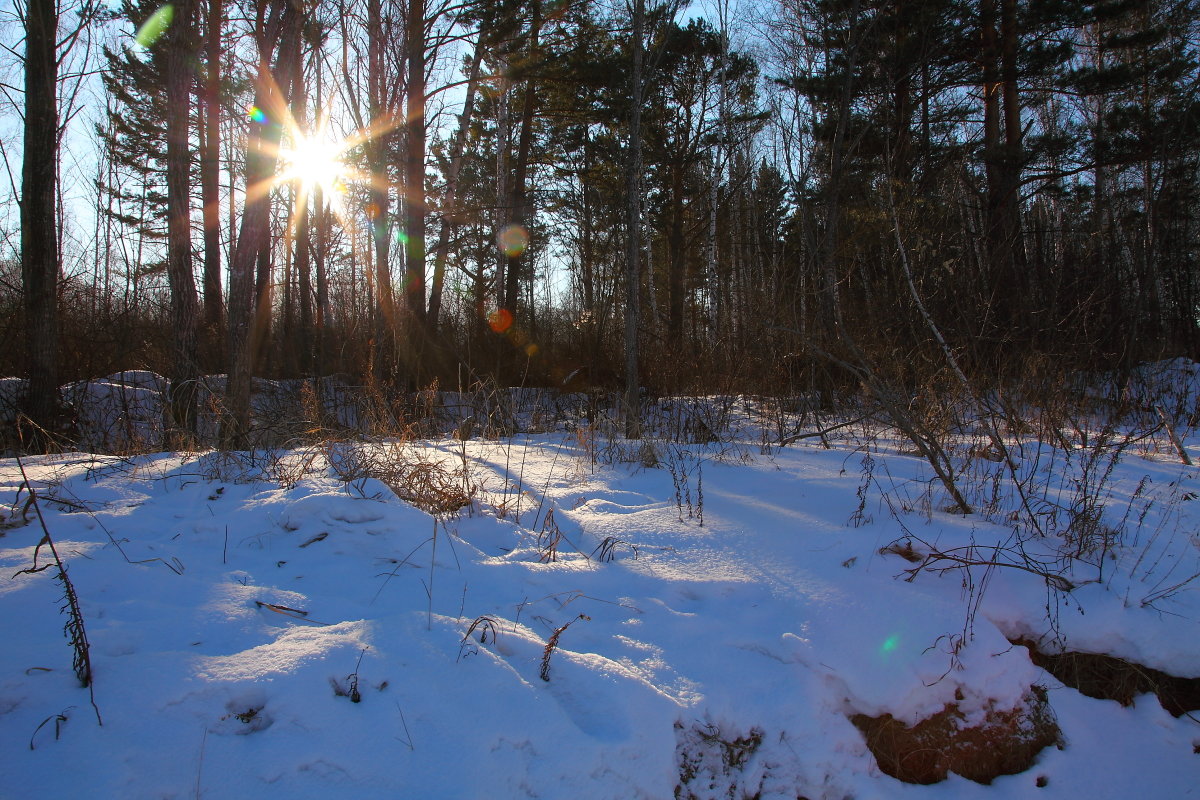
[851,689,1061,785]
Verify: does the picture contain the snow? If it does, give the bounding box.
[1,386,1199,798]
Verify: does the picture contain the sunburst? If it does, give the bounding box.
[278,117,356,209]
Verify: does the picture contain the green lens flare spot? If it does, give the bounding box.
[134,5,175,49]
[881,634,900,655]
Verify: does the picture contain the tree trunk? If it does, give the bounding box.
[289,38,313,374]
[981,0,1025,341]
[201,0,225,354]
[315,186,331,376]
[428,23,486,331]
[366,0,396,383]
[624,0,644,439]
[999,0,1026,285]
[20,0,61,449]
[253,240,274,372]
[403,0,428,383]
[667,160,686,349]
[313,63,330,379]
[504,0,541,316]
[165,0,201,447]
[494,69,511,310]
[221,0,303,448]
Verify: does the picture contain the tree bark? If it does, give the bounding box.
[221,0,304,448]
[666,159,686,348]
[403,0,428,383]
[981,0,1025,339]
[999,0,1026,277]
[165,0,201,447]
[201,0,225,351]
[624,0,644,439]
[313,62,330,379]
[20,0,61,448]
[494,69,511,310]
[366,0,397,382]
[504,0,541,315]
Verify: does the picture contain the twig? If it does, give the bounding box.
[905,544,1074,592]
[13,456,102,726]
[1154,405,1193,466]
[540,614,589,681]
[395,702,415,751]
[193,727,208,799]
[777,414,872,447]
[427,517,438,630]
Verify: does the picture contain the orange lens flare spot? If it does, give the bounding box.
[497,224,529,258]
[488,308,514,334]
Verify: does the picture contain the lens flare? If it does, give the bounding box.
[497,224,529,258]
[488,308,514,334]
[248,105,268,124]
[276,120,364,224]
[134,5,174,49]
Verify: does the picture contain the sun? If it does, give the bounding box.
[278,127,352,202]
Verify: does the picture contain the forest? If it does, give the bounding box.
[2,0,1199,446]
[2,2,1200,796]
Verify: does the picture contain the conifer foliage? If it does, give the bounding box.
[3,0,1199,441]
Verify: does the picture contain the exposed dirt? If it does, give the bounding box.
[1012,638,1200,717]
[851,689,1062,785]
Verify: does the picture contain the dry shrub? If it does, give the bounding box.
[1014,639,1200,717]
[540,614,588,681]
[850,688,1061,785]
[388,454,474,515]
[327,440,475,515]
[674,720,766,800]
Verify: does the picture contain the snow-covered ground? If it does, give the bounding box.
[1,393,1198,798]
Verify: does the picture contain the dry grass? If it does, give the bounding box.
[540,614,589,682]
[326,439,476,516]
[850,689,1061,785]
[1014,639,1200,717]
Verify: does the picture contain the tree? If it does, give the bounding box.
[1069,0,1200,357]
[164,0,202,445]
[624,0,645,439]
[401,0,429,383]
[20,0,62,447]
[200,0,226,354]
[222,0,305,447]
[428,18,488,333]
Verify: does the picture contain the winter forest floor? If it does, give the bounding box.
[1,368,1199,798]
